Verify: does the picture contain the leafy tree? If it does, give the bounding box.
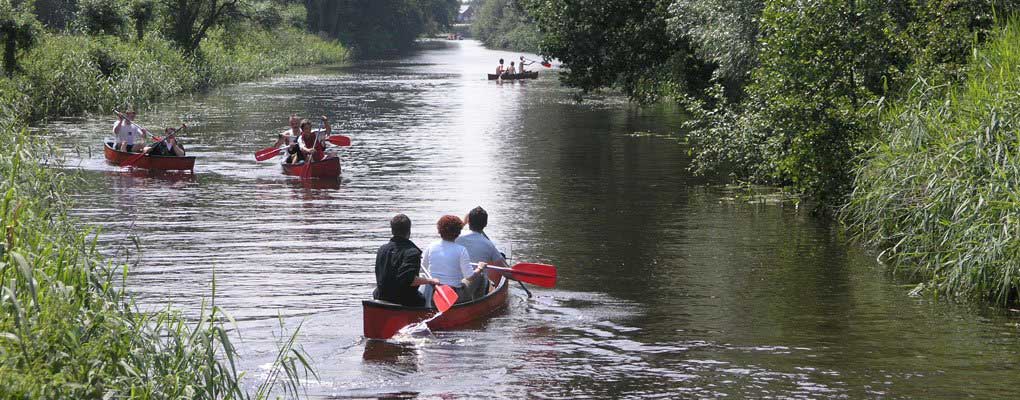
[166,0,241,54]
[523,0,713,103]
[0,0,42,76]
[32,0,77,30]
[303,0,458,56]
[472,0,541,52]
[128,0,155,40]
[667,0,763,101]
[74,0,127,36]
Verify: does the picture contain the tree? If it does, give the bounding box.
[166,0,241,54]
[472,0,541,52]
[74,0,128,36]
[0,0,42,77]
[129,0,155,41]
[522,0,713,103]
[303,0,459,56]
[667,0,763,101]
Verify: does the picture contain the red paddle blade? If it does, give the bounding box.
[489,263,557,288]
[121,153,145,167]
[541,61,552,68]
[254,147,282,161]
[326,135,351,146]
[433,285,458,312]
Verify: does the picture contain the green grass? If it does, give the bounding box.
[2,25,348,122]
[0,23,341,398]
[844,18,1020,304]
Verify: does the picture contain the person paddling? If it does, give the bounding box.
[456,206,506,298]
[112,109,149,152]
[374,214,440,307]
[275,114,300,148]
[289,116,331,164]
[141,126,186,157]
[518,56,533,73]
[421,215,487,304]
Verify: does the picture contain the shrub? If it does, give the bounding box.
[845,18,1020,304]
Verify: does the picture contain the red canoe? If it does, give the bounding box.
[363,273,509,340]
[104,142,195,171]
[280,156,341,179]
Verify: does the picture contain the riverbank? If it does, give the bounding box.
[0,120,311,397]
[2,26,347,123]
[0,25,342,396]
[844,19,1020,305]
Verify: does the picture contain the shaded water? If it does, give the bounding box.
[45,40,1020,398]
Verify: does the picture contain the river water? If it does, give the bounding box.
[45,40,1020,398]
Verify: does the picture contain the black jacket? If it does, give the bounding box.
[373,236,425,306]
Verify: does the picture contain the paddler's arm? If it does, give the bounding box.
[399,248,436,287]
[321,115,331,135]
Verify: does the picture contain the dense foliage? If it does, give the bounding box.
[524,0,1013,207]
[0,0,42,77]
[845,20,1020,305]
[522,0,712,103]
[471,0,541,52]
[524,0,1020,302]
[304,0,459,56]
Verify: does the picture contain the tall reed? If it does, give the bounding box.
[844,18,1020,304]
[0,26,348,122]
[0,116,313,397]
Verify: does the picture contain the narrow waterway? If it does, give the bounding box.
[45,40,1020,398]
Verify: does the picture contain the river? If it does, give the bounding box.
[45,40,1020,398]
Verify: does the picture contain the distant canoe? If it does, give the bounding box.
[488,71,539,80]
[104,142,195,171]
[280,156,341,179]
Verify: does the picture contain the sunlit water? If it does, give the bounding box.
[41,40,1020,398]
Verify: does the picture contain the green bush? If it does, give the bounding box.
[845,18,1020,304]
[74,0,128,37]
[10,27,346,121]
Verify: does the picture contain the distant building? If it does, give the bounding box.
[458,4,476,23]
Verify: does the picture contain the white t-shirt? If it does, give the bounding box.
[455,231,505,264]
[112,121,143,145]
[421,240,472,287]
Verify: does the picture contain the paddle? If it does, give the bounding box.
[255,134,348,162]
[326,135,351,146]
[483,263,557,288]
[523,57,552,68]
[254,146,283,161]
[121,123,186,167]
[420,267,458,312]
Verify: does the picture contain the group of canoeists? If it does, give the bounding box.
[267,114,333,165]
[112,109,186,157]
[108,108,349,177]
[374,207,506,308]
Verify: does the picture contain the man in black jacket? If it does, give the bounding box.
[373,214,439,306]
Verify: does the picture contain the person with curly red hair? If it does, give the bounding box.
[421,215,487,304]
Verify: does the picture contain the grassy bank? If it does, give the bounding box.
[0,116,313,397]
[0,21,340,397]
[844,19,1020,304]
[3,25,347,121]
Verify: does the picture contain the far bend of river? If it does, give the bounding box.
[43,40,1019,398]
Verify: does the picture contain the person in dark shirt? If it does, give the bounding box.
[373,214,439,306]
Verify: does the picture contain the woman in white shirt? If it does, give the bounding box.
[421,215,486,304]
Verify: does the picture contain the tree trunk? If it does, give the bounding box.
[4,34,16,77]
